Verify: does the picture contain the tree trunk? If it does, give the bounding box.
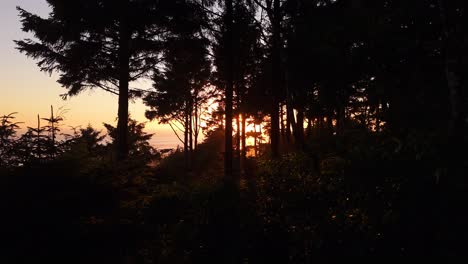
[222,3,239,258]
[236,113,241,172]
[270,0,281,158]
[194,97,199,152]
[184,108,189,171]
[37,114,41,158]
[375,101,381,132]
[258,124,263,147]
[117,6,130,161]
[316,115,322,138]
[241,113,246,168]
[326,116,333,134]
[280,103,285,140]
[254,124,258,156]
[306,118,312,137]
[295,109,305,148]
[224,0,234,183]
[254,134,258,157]
[189,103,193,153]
[189,101,193,171]
[336,101,345,136]
[287,103,296,142]
[286,106,291,142]
[235,86,241,159]
[50,105,55,158]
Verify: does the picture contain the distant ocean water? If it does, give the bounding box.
[149,136,181,150]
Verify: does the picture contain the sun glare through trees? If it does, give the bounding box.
[0,0,467,261]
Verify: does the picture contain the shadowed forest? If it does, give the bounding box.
[1,0,467,261]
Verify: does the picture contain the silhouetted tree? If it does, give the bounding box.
[223,0,235,182]
[0,113,21,167]
[79,126,106,153]
[212,0,263,172]
[104,118,157,165]
[15,0,187,160]
[145,35,211,171]
[41,105,67,158]
[249,0,286,158]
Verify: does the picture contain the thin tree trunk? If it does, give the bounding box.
[327,116,333,134]
[184,108,189,171]
[295,109,305,148]
[259,124,262,148]
[254,135,258,157]
[189,103,193,153]
[189,101,193,171]
[337,102,345,136]
[376,101,381,132]
[235,86,241,158]
[286,103,292,142]
[235,80,243,174]
[306,118,312,137]
[236,113,241,168]
[224,0,234,183]
[287,103,296,142]
[50,105,55,158]
[270,0,281,158]
[37,114,41,158]
[280,103,285,140]
[194,98,199,152]
[117,4,130,161]
[222,3,239,258]
[241,113,246,168]
[317,115,322,138]
[254,124,258,157]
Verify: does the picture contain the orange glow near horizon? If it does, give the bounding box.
[0,0,181,148]
[232,115,269,148]
[0,0,272,150]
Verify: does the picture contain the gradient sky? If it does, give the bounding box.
[0,0,180,149]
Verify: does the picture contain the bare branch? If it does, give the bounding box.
[168,121,185,145]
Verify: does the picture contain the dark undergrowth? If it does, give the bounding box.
[1,129,467,262]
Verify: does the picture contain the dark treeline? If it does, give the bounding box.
[1,0,467,261]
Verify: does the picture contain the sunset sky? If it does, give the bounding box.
[0,0,179,149]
